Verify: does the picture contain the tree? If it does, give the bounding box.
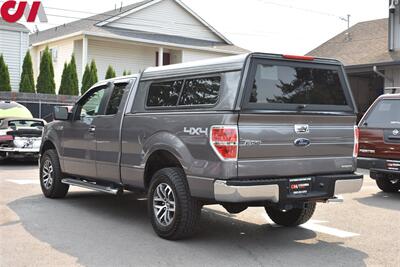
[69,55,79,95]
[59,62,71,95]
[89,60,98,86]
[123,70,131,76]
[19,51,35,93]
[0,54,11,91]
[105,65,116,79]
[81,64,91,94]
[36,47,55,94]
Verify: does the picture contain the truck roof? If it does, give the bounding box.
[141,52,342,81]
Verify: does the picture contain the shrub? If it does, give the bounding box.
[0,54,11,91]
[19,51,35,93]
[36,47,56,94]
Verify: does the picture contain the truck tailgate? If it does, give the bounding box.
[238,114,356,178]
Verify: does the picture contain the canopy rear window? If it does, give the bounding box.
[244,59,353,112]
[364,99,400,128]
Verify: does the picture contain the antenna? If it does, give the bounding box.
[120,2,123,12]
[340,14,351,30]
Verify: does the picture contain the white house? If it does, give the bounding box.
[29,0,248,92]
[0,19,29,91]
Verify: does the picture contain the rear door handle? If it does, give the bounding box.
[88,126,96,133]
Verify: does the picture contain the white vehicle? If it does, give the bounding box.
[0,118,46,160]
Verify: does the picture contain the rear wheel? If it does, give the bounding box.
[376,176,400,193]
[40,149,69,198]
[265,202,316,226]
[148,167,202,240]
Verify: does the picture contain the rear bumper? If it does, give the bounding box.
[214,173,363,203]
[0,147,40,153]
[358,157,400,179]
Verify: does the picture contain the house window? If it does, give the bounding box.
[155,52,171,66]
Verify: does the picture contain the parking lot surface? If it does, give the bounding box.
[0,162,399,267]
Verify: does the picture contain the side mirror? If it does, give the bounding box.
[54,106,70,121]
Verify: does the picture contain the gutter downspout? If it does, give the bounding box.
[373,66,394,87]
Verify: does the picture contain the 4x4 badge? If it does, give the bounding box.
[393,129,399,136]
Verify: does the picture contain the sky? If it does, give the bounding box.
[10,0,389,54]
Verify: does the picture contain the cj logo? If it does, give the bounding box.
[0,1,48,23]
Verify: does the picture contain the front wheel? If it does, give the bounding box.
[376,177,400,193]
[148,167,202,240]
[265,202,316,226]
[40,149,69,198]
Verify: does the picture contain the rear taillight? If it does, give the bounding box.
[353,126,360,158]
[0,135,14,142]
[210,125,238,161]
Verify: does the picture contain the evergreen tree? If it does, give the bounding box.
[89,60,98,86]
[0,54,11,91]
[36,47,55,94]
[105,65,116,79]
[123,70,131,76]
[19,51,35,93]
[59,62,71,95]
[69,55,79,96]
[81,64,91,95]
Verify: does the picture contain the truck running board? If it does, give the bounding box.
[61,178,122,195]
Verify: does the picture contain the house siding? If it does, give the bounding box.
[87,38,157,80]
[32,37,78,93]
[384,66,400,87]
[108,0,222,43]
[182,49,226,62]
[0,29,28,91]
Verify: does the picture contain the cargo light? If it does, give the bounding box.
[353,126,360,158]
[210,125,238,161]
[282,55,315,61]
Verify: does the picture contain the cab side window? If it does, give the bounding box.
[79,86,108,121]
[106,83,128,115]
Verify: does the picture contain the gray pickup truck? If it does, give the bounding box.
[40,53,363,240]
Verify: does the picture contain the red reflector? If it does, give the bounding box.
[282,54,315,61]
[0,135,14,141]
[210,126,238,161]
[353,126,359,158]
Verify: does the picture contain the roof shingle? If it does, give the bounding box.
[307,18,400,66]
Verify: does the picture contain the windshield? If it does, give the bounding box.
[245,60,352,111]
[8,120,44,128]
[364,99,400,128]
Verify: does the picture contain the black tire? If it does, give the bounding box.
[376,178,400,193]
[148,167,202,240]
[40,149,69,198]
[265,202,316,227]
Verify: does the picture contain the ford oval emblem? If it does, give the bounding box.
[294,138,311,147]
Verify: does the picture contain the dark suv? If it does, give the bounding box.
[358,93,400,192]
[40,53,363,240]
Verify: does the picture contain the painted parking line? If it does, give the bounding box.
[6,179,39,185]
[263,214,359,238]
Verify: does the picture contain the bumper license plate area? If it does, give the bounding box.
[289,177,312,196]
[386,160,400,171]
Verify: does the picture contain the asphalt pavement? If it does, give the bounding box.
[0,161,399,267]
